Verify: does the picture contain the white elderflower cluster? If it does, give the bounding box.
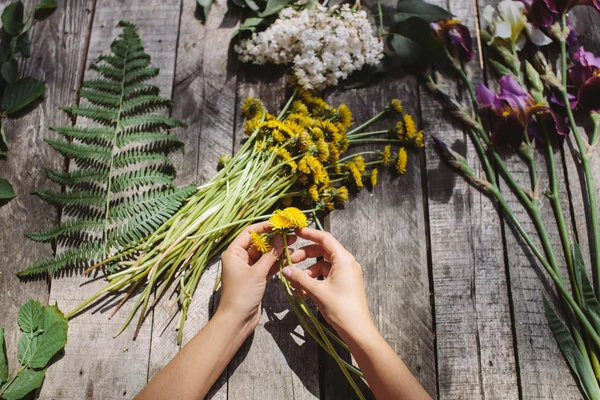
[234,5,384,89]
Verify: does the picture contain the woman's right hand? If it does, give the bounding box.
[282,227,374,341]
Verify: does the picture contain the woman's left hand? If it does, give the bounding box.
[218,221,296,332]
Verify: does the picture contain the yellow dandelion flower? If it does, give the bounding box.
[404,113,417,139]
[337,135,349,153]
[288,160,298,172]
[292,100,309,115]
[390,99,403,114]
[414,131,424,147]
[244,118,261,136]
[299,131,314,151]
[250,230,271,253]
[311,127,323,139]
[308,184,320,202]
[287,113,313,128]
[353,155,366,174]
[337,104,353,129]
[346,162,363,188]
[317,138,330,162]
[381,145,391,165]
[272,129,286,143]
[254,140,264,151]
[328,142,340,164]
[317,120,339,141]
[298,156,310,174]
[265,113,276,121]
[396,147,408,174]
[395,121,405,140]
[325,201,335,211]
[334,186,349,205]
[283,120,303,136]
[335,122,347,137]
[242,97,264,119]
[269,207,308,230]
[370,169,378,187]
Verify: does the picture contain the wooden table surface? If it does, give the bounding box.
[1,0,600,398]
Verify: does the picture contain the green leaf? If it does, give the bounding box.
[2,77,45,114]
[35,0,57,11]
[572,241,600,333]
[1,59,18,84]
[17,300,43,333]
[196,0,213,20]
[1,1,24,36]
[26,304,68,369]
[11,31,30,58]
[390,17,447,66]
[0,41,10,64]
[0,178,16,201]
[394,0,453,23]
[259,0,293,17]
[0,327,8,385]
[1,368,45,400]
[233,17,264,38]
[544,297,600,400]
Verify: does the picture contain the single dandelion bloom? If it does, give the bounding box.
[334,186,349,205]
[328,142,340,164]
[270,207,308,230]
[311,127,324,139]
[346,162,363,187]
[317,120,339,141]
[242,97,264,119]
[370,169,378,187]
[299,131,314,151]
[395,121,405,140]
[298,156,311,174]
[381,145,391,165]
[272,129,286,143]
[404,113,417,139]
[317,138,330,162]
[292,100,309,115]
[245,118,261,136]
[353,155,366,174]
[265,113,276,121]
[308,184,320,202]
[390,99,403,114]
[338,104,353,129]
[414,131,424,147]
[284,120,303,136]
[250,230,271,253]
[396,147,408,174]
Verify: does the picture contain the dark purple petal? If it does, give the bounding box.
[492,112,525,149]
[551,89,577,109]
[578,76,600,111]
[527,106,569,145]
[567,20,579,45]
[532,0,557,26]
[499,75,531,111]
[476,84,504,112]
[447,24,473,62]
[569,64,594,88]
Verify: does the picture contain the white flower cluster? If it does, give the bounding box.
[235,5,384,89]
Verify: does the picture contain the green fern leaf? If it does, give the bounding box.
[24,21,188,277]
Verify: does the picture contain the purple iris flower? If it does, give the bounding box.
[432,20,474,63]
[531,0,600,27]
[568,47,600,111]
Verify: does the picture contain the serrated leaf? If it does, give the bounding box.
[1,59,17,83]
[394,0,453,23]
[17,300,43,333]
[390,17,447,66]
[2,77,45,114]
[1,368,45,400]
[259,0,293,17]
[1,1,24,36]
[0,178,16,200]
[27,304,68,369]
[544,297,600,400]
[0,327,8,385]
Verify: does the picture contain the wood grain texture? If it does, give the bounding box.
[147,2,237,400]
[0,0,93,378]
[474,0,580,397]
[325,5,436,399]
[39,1,184,398]
[226,66,320,400]
[424,0,520,398]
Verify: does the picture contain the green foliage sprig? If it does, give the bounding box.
[0,300,68,400]
[0,0,58,205]
[19,21,194,277]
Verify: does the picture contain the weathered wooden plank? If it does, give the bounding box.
[39,2,183,398]
[473,0,581,397]
[226,66,320,399]
[147,2,237,400]
[423,0,520,398]
[0,0,93,379]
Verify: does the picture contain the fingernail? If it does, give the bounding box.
[282,267,292,280]
[272,235,283,249]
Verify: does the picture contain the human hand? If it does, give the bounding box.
[218,221,296,333]
[281,227,373,341]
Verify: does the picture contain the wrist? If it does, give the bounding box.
[213,306,259,339]
[338,318,381,349]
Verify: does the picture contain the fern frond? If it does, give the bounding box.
[44,168,109,186]
[50,126,115,144]
[45,139,112,163]
[116,132,183,150]
[18,243,105,277]
[61,105,117,125]
[36,189,106,208]
[121,115,184,133]
[25,217,103,242]
[24,20,188,277]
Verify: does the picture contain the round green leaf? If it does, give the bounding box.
[2,77,46,115]
[26,304,68,369]
[0,368,45,400]
[390,17,448,66]
[17,300,43,333]
[0,178,16,201]
[1,1,24,37]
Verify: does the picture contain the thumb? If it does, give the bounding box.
[254,234,284,276]
[281,266,320,297]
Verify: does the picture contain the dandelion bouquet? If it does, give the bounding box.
[402,0,600,397]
